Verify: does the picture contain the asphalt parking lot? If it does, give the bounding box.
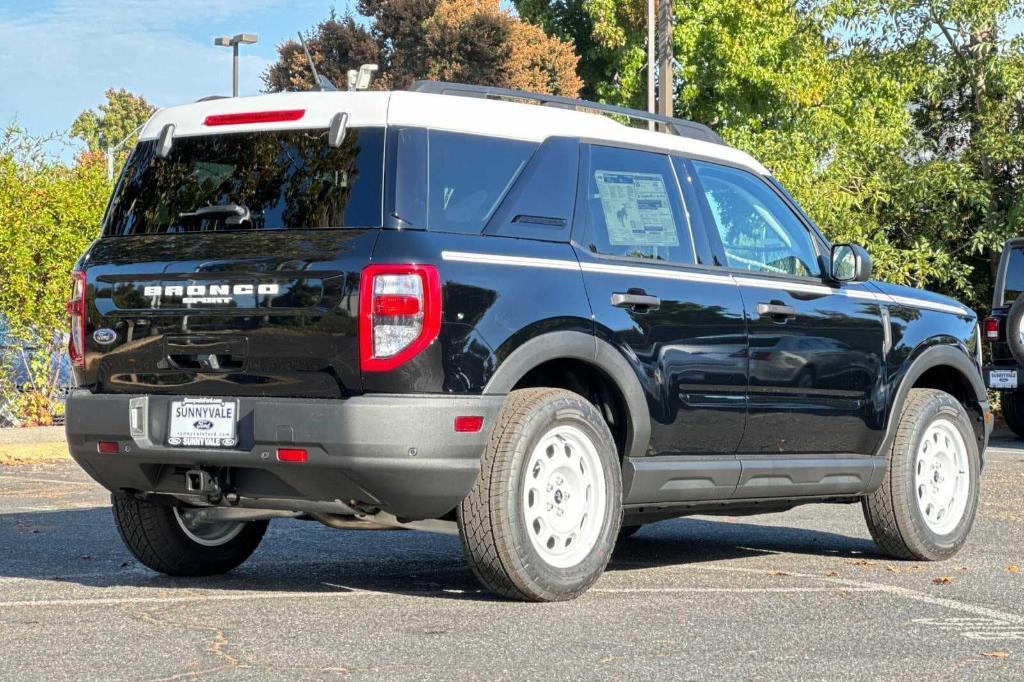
[1,436,1022,681]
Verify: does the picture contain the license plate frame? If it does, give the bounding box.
[988,369,1018,390]
[167,398,238,448]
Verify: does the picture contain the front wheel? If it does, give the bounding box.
[862,388,980,561]
[112,496,268,576]
[457,388,622,601]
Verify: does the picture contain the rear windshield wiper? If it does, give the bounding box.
[178,203,251,226]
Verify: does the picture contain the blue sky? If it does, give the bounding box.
[1,0,1021,160]
[0,0,341,149]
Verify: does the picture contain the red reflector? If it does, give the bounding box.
[67,270,87,368]
[97,441,119,454]
[277,448,308,463]
[454,416,484,433]
[203,109,306,126]
[983,316,1001,341]
[373,294,421,316]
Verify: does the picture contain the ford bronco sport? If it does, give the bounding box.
[65,82,990,601]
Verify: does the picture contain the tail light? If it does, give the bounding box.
[983,316,1001,342]
[359,264,441,372]
[66,270,87,367]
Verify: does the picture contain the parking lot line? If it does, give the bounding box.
[0,589,376,608]
[696,565,1024,625]
[593,587,883,593]
[0,475,92,486]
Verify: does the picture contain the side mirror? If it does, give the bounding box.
[831,243,872,283]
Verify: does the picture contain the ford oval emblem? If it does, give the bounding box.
[93,328,117,345]
[193,420,214,431]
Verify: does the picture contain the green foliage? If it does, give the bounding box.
[70,88,156,156]
[516,0,1024,309]
[0,124,111,417]
[264,1,582,95]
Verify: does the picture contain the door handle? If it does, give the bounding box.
[757,302,797,320]
[611,292,661,311]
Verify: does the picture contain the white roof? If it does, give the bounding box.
[138,90,769,176]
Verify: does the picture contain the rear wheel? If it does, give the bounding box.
[457,388,622,601]
[1001,391,1024,439]
[862,389,980,561]
[112,495,268,576]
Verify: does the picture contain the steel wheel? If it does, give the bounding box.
[172,507,245,547]
[521,424,608,569]
[913,418,970,536]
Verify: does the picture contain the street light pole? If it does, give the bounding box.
[214,33,258,97]
[232,42,239,97]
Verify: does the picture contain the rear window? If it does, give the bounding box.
[391,129,538,234]
[1004,247,1024,304]
[103,127,384,236]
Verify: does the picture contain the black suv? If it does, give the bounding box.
[65,82,990,601]
[983,238,1024,435]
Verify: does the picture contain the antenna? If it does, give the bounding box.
[296,31,337,91]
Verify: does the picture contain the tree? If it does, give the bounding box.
[264,1,582,96]
[832,0,1024,307]
[0,125,110,423]
[70,88,156,158]
[517,0,1024,309]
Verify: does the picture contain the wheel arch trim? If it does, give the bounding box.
[483,331,652,459]
[871,343,988,488]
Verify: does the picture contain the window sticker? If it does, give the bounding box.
[594,170,679,247]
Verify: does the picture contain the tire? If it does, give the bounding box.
[457,388,622,601]
[1001,391,1024,439]
[112,495,268,576]
[862,388,980,561]
[1006,296,1024,365]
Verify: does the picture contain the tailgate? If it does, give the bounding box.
[79,229,377,397]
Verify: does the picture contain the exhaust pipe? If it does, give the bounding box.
[310,511,458,536]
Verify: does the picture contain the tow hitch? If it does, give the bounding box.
[184,469,219,495]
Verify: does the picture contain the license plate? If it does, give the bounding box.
[989,369,1018,389]
[167,398,238,447]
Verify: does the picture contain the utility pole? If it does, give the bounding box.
[657,0,674,125]
[647,0,656,130]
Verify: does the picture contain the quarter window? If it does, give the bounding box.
[692,161,821,277]
[392,129,538,234]
[583,146,694,264]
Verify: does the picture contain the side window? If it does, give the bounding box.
[691,161,821,277]
[390,129,537,234]
[1003,247,1024,304]
[583,145,694,264]
[427,131,537,234]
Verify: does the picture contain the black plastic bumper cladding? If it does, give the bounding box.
[65,391,504,520]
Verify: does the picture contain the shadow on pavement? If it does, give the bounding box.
[0,506,880,601]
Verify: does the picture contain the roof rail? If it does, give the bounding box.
[407,80,726,146]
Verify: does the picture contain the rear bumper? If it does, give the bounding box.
[65,391,504,520]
